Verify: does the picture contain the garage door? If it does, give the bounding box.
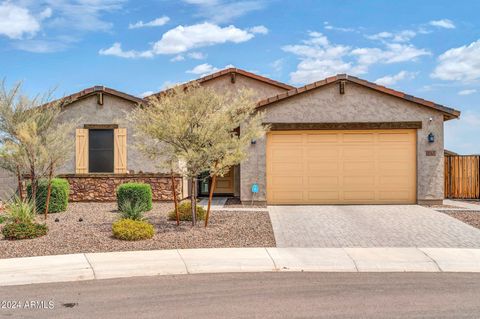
[266,130,416,204]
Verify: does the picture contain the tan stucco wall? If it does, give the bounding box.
[201,73,288,100]
[240,82,445,203]
[57,94,164,174]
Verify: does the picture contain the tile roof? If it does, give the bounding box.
[56,86,144,107]
[257,74,461,120]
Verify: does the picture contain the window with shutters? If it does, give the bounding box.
[88,129,114,173]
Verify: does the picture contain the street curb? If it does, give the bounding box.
[0,247,479,287]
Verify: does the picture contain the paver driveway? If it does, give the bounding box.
[268,205,480,248]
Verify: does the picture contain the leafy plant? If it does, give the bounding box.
[119,200,147,221]
[2,222,48,240]
[116,183,153,212]
[27,178,69,213]
[0,215,5,224]
[112,219,154,241]
[168,201,206,222]
[5,196,36,224]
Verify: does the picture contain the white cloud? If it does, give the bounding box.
[188,51,206,59]
[151,22,255,54]
[458,89,477,95]
[248,25,268,34]
[100,22,260,59]
[431,40,480,81]
[366,30,416,43]
[182,0,265,23]
[129,16,170,29]
[170,55,185,62]
[374,71,416,86]
[351,43,430,65]
[186,63,234,77]
[323,22,355,32]
[270,58,284,72]
[46,0,124,32]
[429,19,455,29]
[99,42,153,58]
[187,63,218,75]
[283,31,430,84]
[139,91,154,98]
[0,2,41,39]
[445,111,480,154]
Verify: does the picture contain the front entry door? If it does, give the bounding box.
[198,166,235,196]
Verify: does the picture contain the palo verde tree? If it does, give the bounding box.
[129,83,267,226]
[0,82,75,217]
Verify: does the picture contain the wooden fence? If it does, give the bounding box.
[444,155,480,199]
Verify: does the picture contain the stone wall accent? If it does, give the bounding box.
[59,174,183,202]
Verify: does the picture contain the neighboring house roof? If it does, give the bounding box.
[56,86,144,108]
[148,68,294,98]
[444,149,458,156]
[257,74,461,120]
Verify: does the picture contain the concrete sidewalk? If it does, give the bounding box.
[1,247,480,286]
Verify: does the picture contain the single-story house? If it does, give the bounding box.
[4,68,461,205]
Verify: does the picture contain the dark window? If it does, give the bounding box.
[89,129,114,173]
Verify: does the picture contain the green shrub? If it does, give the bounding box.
[119,200,146,221]
[0,215,5,224]
[2,222,48,240]
[5,197,36,223]
[112,218,154,241]
[27,178,69,213]
[116,183,152,212]
[168,201,205,221]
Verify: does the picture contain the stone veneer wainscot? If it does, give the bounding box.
[58,174,183,202]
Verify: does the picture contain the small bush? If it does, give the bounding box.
[119,200,146,221]
[116,183,152,212]
[5,197,36,224]
[112,218,154,241]
[168,201,205,221]
[2,222,48,240]
[0,215,5,224]
[27,178,69,213]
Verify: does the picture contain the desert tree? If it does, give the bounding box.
[0,81,75,216]
[129,83,267,226]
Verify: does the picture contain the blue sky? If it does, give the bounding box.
[1,0,480,154]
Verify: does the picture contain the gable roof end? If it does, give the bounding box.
[57,86,144,108]
[257,74,461,120]
[148,68,294,98]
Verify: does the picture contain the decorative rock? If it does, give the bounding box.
[55,218,59,222]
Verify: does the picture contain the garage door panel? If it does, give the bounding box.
[307,176,339,187]
[266,130,416,204]
[307,191,341,201]
[343,133,375,143]
[306,134,339,143]
[344,191,376,201]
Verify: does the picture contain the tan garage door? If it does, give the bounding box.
[266,130,416,204]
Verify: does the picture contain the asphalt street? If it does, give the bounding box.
[0,272,479,318]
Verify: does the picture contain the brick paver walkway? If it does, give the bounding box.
[268,205,480,248]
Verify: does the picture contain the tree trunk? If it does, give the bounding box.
[44,164,54,220]
[171,170,180,226]
[16,165,23,201]
[30,166,36,213]
[204,174,217,228]
[190,177,197,226]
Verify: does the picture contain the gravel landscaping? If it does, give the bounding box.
[0,202,275,259]
[224,197,267,208]
[442,210,480,230]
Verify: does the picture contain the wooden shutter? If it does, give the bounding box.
[75,129,88,174]
[114,128,127,174]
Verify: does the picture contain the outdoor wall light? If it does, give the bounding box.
[428,133,435,143]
